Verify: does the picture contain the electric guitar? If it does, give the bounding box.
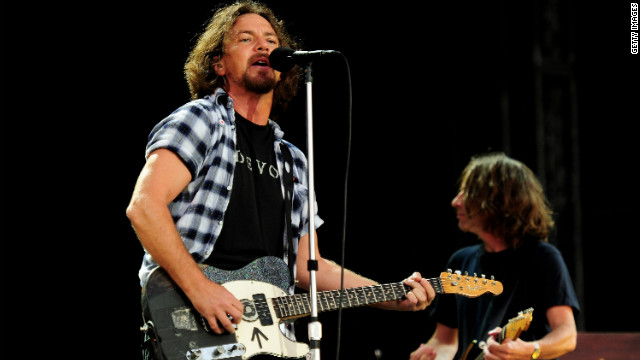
[461,308,534,360]
[141,256,504,360]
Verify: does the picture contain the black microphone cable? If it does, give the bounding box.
[335,51,352,360]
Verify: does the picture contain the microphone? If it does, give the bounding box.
[269,47,341,72]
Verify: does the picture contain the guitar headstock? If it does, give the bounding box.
[503,308,534,341]
[439,269,504,297]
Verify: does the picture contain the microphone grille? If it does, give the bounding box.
[269,47,296,72]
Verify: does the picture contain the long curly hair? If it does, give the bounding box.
[184,1,301,118]
[459,152,555,247]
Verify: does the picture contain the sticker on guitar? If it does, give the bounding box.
[141,257,504,360]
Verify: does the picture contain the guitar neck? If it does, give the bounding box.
[472,329,506,360]
[272,278,444,320]
[497,328,507,344]
[470,308,534,360]
[471,324,514,360]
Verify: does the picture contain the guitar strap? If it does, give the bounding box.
[279,142,296,289]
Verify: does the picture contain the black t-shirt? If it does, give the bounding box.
[205,113,284,270]
[431,242,580,360]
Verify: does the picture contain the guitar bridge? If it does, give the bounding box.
[186,343,246,360]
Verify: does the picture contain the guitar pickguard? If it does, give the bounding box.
[223,281,308,359]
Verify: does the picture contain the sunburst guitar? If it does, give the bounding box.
[461,307,534,360]
[141,256,503,360]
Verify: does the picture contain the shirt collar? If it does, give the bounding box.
[210,88,234,109]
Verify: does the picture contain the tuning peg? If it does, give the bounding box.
[454,270,462,280]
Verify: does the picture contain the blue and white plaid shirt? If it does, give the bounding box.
[138,88,323,285]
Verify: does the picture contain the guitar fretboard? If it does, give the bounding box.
[273,278,444,319]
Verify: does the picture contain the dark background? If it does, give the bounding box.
[2,0,638,359]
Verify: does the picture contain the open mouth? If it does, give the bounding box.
[251,57,271,67]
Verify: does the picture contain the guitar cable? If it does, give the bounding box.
[335,51,352,360]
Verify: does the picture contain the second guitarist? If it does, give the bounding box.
[409,154,580,360]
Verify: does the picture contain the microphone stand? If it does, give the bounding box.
[303,61,322,360]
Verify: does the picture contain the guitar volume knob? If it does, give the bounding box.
[186,349,201,360]
[214,346,226,355]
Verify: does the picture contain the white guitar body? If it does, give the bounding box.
[222,280,309,359]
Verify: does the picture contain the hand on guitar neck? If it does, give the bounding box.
[462,308,534,360]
